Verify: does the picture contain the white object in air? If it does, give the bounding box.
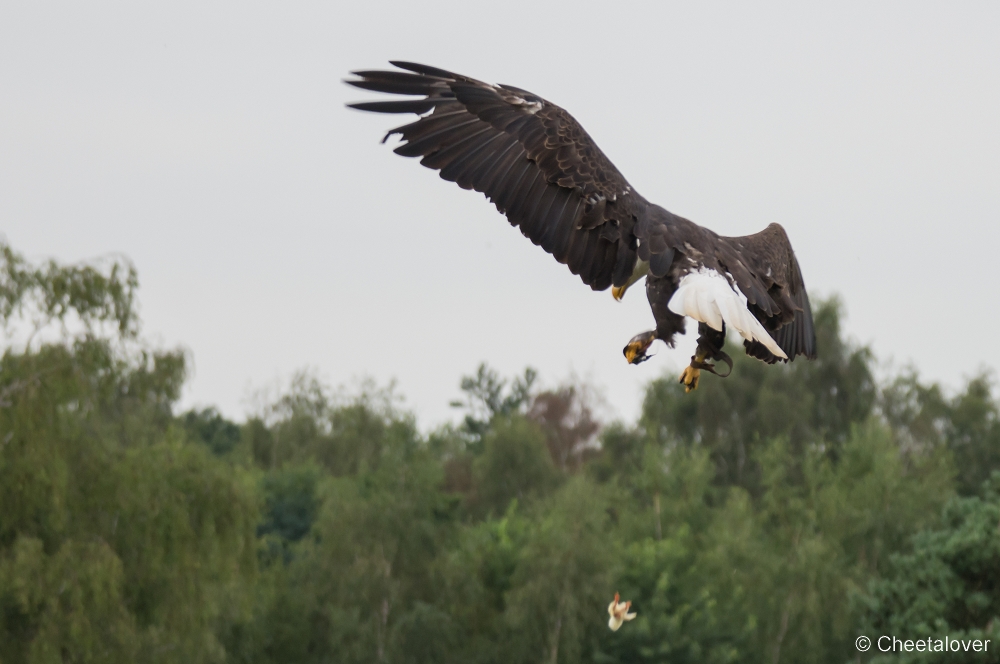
[608,593,637,631]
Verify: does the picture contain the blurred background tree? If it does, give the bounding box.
[861,474,1000,663]
[3,238,999,663]
[0,240,257,663]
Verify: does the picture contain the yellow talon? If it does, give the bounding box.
[623,331,657,365]
[679,348,711,393]
[679,365,701,392]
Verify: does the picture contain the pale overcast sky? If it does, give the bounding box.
[2,2,998,427]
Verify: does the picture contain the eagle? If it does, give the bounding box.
[346,62,816,391]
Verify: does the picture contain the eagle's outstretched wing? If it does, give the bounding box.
[345,62,644,291]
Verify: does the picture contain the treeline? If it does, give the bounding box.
[1,241,999,663]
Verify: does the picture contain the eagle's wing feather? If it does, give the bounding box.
[718,223,816,362]
[346,62,643,291]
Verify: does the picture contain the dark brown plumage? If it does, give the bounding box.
[346,62,816,384]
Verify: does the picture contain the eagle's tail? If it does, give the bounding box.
[668,268,787,359]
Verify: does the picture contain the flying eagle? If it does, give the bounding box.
[346,62,816,391]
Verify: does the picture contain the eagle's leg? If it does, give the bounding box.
[679,354,705,393]
[680,323,732,393]
[623,330,657,365]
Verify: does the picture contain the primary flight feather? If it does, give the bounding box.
[346,62,816,390]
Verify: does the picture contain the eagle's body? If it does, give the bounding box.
[347,62,816,389]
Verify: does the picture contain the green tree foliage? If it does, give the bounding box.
[471,416,559,517]
[862,475,1000,663]
[8,237,1000,663]
[181,407,242,456]
[244,373,419,475]
[0,242,257,663]
[241,420,453,663]
[884,370,1000,495]
[502,478,616,664]
[450,363,537,449]
[0,239,138,341]
[256,463,322,563]
[589,423,950,664]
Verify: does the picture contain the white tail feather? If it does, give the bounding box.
[668,268,788,359]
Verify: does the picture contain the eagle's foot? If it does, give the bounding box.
[680,346,714,393]
[679,364,701,393]
[623,331,657,365]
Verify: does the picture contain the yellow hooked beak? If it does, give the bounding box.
[612,285,627,301]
